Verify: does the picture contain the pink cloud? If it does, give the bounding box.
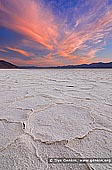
[56,0,112,64]
[0,0,58,50]
[6,47,30,57]
[0,49,7,53]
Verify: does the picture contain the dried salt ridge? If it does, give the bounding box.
[0,69,112,170]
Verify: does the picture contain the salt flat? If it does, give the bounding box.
[0,69,112,170]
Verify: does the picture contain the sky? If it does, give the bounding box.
[0,0,112,66]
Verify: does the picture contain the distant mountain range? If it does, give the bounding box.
[0,60,112,69]
[56,62,112,69]
[0,60,18,69]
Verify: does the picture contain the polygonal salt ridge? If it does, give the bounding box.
[0,136,47,170]
[67,128,112,158]
[66,128,112,170]
[28,104,98,141]
[10,95,52,109]
[0,107,33,122]
[31,136,93,170]
[0,133,93,170]
[0,118,24,151]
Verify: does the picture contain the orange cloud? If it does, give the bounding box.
[56,1,112,62]
[0,49,7,53]
[36,53,64,66]
[0,0,58,50]
[7,47,30,57]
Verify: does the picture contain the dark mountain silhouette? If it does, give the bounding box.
[0,60,18,69]
[0,60,112,69]
[56,62,112,69]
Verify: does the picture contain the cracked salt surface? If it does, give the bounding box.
[0,69,112,170]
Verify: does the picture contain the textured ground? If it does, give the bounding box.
[0,69,112,170]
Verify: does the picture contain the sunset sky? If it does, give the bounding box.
[0,0,112,66]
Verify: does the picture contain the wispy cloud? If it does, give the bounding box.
[6,47,30,57]
[0,49,7,53]
[57,0,112,64]
[0,0,58,50]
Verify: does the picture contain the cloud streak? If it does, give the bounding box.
[57,0,112,63]
[0,49,7,53]
[6,47,30,57]
[0,0,58,50]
